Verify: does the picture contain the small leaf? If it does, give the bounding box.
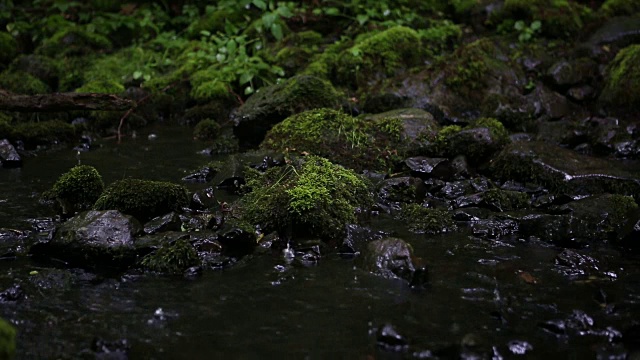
[514,20,525,31]
[252,0,267,10]
[216,53,226,62]
[133,71,143,79]
[262,13,276,28]
[245,86,254,95]
[324,7,340,15]
[530,20,542,31]
[200,30,211,37]
[271,23,283,41]
[239,72,253,85]
[277,6,294,18]
[356,14,368,25]
[227,39,237,54]
[143,74,151,82]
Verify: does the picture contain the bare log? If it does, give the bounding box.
[0,91,134,112]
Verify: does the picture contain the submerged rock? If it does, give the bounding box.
[355,237,428,287]
[0,139,21,168]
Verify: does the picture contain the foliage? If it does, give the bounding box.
[140,239,200,275]
[94,179,189,222]
[45,165,104,215]
[514,20,541,43]
[600,0,640,16]
[0,317,16,360]
[241,155,373,240]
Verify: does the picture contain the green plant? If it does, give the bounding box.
[514,20,541,42]
[193,119,221,140]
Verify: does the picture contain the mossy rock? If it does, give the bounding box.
[488,0,592,38]
[94,179,189,222]
[0,70,50,95]
[12,120,76,148]
[417,19,462,58]
[273,31,324,75]
[0,317,16,360]
[336,26,422,88]
[482,188,530,212]
[140,238,200,275]
[262,108,427,172]
[599,44,640,112]
[10,55,61,91]
[232,75,343,147]
[426,117,510,162]
[38,28,112,57]
[399,203,456,234]
[193,119,221,140]
[45,165,104,216]
[75,79,125,94]
[241,155,373,240]
[0,32,17,68]
[600,0,640,17]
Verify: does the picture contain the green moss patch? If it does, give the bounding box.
[399,203,456,234]
[241,155,372,240]
[45,165,104,215]
[599,44,640,111]
[0,317,16,360]
[94,179,189,222]
[13,120,76,148]
[140,239,200,275]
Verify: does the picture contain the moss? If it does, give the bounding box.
[428,125,462,155]
[337,26,422,87]
[0,317,16,360]
[94,179,189,222]
[483,188,530,211]
[45,165,104,215]
[13,120,76,148]
[274,31,324,74]
[140,238,200,275]
[193,119,221,140]
[399,203,456,234]
[0,71,50,95]
[0,32,17,67]
[600,0,640,16]
[599,44,640,111]
[75,79,125,94]
[417,20,462,58]
[444,38,502,94]
[489,0,591,38]
[470,117,510,146]
[608,194,639,231]
[261,108,407,172]
[38,28,112,57]
[302,43,344,79]
[241,155,373,240]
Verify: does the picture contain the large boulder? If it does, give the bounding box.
[599,44,640,113]
[0,139,21,168]
[232,75,342,147]
[30,210,142,270]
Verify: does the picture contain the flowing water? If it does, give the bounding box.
[1,125,639,359]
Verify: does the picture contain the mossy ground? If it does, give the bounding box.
[94,179,189,222]
[241,155,373,240]
[399,203,456,234]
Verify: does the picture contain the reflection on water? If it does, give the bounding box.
[1,125,639,358]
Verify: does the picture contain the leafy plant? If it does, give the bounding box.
[514,20,541,42]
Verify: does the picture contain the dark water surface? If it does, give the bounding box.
[1,125,640,359]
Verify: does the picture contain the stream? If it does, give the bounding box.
[1,125,640,359]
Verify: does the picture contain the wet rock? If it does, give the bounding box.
[190,187,218,211]
[30,210,142,270]
[554,249,601,278]
[469,217,519,240]
[376,177,426,210]
[0,284,24,302]
[438,178,491,200]
[338,224,387,256]
[567,85,595,102]
[181,164,217,183]
[376,323,409,352]
[90,337,129,359]
[538,319,567,336]
[232,75,342,147]
[404,157,449,180]
[398,204,456,234]
[530,86,571,120]
[362,93,410,114]
[546,58,597,90]
[143,212,182,235]
[356,237,427,286]
[213,154,247,194]
[618,209,640,250]
[490,141,640,197]
[217,223,257,258]
[581,16,640,58]
[362,108,439,145]
[0,139,21,168]
[180,213,221,232]
[507,340,533,355]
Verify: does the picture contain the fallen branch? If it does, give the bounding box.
[0,91,134,112]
